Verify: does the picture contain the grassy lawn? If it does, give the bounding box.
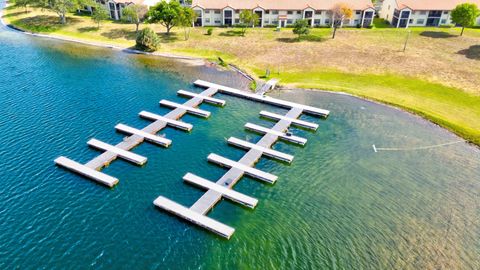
[3,6,480,145]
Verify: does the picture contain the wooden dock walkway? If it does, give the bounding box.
[153,81,330,239]
[55,87,220,187]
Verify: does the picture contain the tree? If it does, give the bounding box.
[43,0,80,24]
[136,27,160,51]
[177,7,196,40]
[293,19,310,40]
[147,0,182,34]
[331,3,353,39]
[239,10,258,36]
[122,4,148,34]
[92,4,109,29]
[13,0,34,12]
[451,3,480,36]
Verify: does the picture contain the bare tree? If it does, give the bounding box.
[331,3,353,39]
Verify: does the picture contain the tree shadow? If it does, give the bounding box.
[12,15,81,32]
[2,11,30,18]
[78,26,98,33]
[277,35,326,43]
[457,45,480,60]
[219,30,243,37]
[101,28,136,40]
[157,32,179,43]
[419,31,456,38]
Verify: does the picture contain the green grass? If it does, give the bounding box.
[254,68,480,145]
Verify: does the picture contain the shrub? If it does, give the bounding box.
[135,27,160,52]
[206,27,213,35]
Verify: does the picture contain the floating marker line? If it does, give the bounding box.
[373,140,464,152]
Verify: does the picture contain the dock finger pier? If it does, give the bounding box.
[55,80,329,239]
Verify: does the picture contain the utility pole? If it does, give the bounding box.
[403,30,411,52]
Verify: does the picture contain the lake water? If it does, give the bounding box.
[0,14,479,270]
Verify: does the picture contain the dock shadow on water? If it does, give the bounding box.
[457,45,480,60]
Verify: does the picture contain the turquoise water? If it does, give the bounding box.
[1,17,480,269]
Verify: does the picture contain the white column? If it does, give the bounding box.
[360,11,365,28]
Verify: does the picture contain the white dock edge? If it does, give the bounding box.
[183,173,258,208]
[159,100,211,118]
[115,124,172,147]
[227,137,294,163]
[154,196,235,239]
[139,111,192,131]
[207,153,278,184]
[260,111,319,131]
[244,123,307,146]
[177,90,226,106]
[87,138,147,165]
[54,156,119,187]
[194,79,330,117]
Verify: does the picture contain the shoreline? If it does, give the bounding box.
[1,5,478,147]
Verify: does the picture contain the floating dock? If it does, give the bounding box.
[178,90,226,106]
[260,110,319,131]
[194,79,330,117]
[227,137,294,163]
[154,81,330,239]
[160,100,211,118]
[56,86,221,187]
[54,156,119,187]
[154,196,235,239]
[87,138,148,166]
[139,111,193,131]
[183,173,258,208]
[207,153,278,184]
[244,122,307,146]
[115,123,172,147]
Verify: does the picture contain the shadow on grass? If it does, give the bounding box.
[12,15,81,32]
[157,32,179,43]
[101,28,136,40]
[419,31,457,38]
[78,26,98,33]
[457,45,480,60]
[277,34,326,43]
[219,30,244,37]
[2,10,30,18]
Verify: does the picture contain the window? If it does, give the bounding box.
[214,10,221,14]
[441,19,446,24]
[235,10,240,14]
[314,19,321,25]
[325,18,330,24]
[388,5,390,10]
[315,10,322,15]
[354,19,359,24]
[287,11,293,15]
[443,11,449,14]
[297,11,302,14]
[272,10,279,15]
[214,19,221,24]
[272,20,278,25]
[356,11,361,15]
[287,19,293,24]
[344,19,350,24]
[235,19,239,23]
[205,18,210,23]
[409,19,413,24]
[264,19,269,24]
[265,10,270,15]
[417,19,424,24]
[420,11,427,15]
[205,10,211,14]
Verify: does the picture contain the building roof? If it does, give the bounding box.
[397,0,480,10]
[191,0,375,10]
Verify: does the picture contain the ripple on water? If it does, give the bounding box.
[0,24,479,269]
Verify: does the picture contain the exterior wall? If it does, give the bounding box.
[194,7,374,27]
[379,0,397,22]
